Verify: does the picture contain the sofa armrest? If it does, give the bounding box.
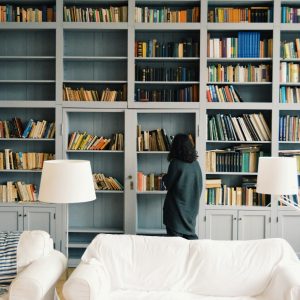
[260,263,300,300]
[63,261,110,300]
[9,250,67,300]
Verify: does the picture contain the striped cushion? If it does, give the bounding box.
[0,232,21,285]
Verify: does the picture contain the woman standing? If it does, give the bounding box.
[163,134,202,240]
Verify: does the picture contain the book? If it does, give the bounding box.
[280,62,300,83]
[279,86,300,103]
[93,173,123,191]
[279,115,300,141]
[0,181,37,202]
[282,6,300,23]
[206,85,242,102]
[137,172,166,192]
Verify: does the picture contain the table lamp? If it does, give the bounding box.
[256,157,299,210]
[39,160,96,204]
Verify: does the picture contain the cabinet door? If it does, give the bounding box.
[23,207,56,237]
[238,210,271,240]
[278,211,300,257]
[0,207,23,231]
[205,210,237,240]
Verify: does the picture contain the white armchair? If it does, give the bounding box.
[0,231,67,300]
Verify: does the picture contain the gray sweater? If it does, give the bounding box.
[163,159,202,235]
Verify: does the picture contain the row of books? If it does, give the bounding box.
[134,7,200,23]
[63,6,128,22]
[279,150,300,172]
[281,39,300,59]
[135,66,198,82]
[279,86,300,104]
[280,62,300,83]
[0,151,54,170]
[207,33,272,58]
[205,178,268,206]
[282,7,300,23]
[206,85,242,103]
[207,113,271,141]
[279,115,300,142]
[135,40,199,58]
[206,145,265,173]
[0,118,55,139]
[63,85,127,102]
[137,172,166,192]
[207,7,272,23]
[135,86,199,102]
[137,126,173,152]
[68,132,124,151]
[93,173,123,191]
[0,182,37,203]
[0,5,55,22]
[208,64,271,83]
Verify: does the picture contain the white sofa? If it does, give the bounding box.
[63,234,300,300]
[0,230,67,300]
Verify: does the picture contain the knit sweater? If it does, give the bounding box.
[163,159,203,235]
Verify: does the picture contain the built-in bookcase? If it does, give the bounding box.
[1,0,300,264]
[62,109,125,266]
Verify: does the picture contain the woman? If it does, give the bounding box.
[163,134,202,240]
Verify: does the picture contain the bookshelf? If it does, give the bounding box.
[1,0,300,264]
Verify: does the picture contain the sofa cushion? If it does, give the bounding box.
[185,238,298,297]
[17,231,53,272]
[109,290,257,300]
[82,234,190,291]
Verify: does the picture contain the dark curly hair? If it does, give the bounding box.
[168,134,198,163]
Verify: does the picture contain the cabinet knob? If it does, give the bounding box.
[239,217,242,221]
[128,175,132,179]
[18,214,22,217]
[233,217,237,220]
[24,214,27,217]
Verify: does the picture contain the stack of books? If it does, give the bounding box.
[207,113,271,141]
[0,150,54,170]
[279,115,300,141]
[0,181,37,202]
[208,7,272,23]
[206,145,266,173]
[0,118,55,139]
[135,39,199,58]
[135,66,198,82]
[207,32,272,58]
[93,173,123,191]
[137,172,166,192]
[63,85,127,102]
[137,126,173,151]
[280,86,300,103]
[206,85,242,102]
[0,5,55,22]
[280,62,300,83]
[63,6,128,22]
[68,132,124,151]
[281,39,300,59]
[205,178,268,206]
[282,6,300,23]
[135,6,200,23]
[135,86,199,102]
[208,64,271,82]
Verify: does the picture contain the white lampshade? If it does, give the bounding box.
[257,157,298,195]
[39,160,96,204]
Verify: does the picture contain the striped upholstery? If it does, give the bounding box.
[0,232,21,286]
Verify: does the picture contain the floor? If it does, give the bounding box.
[56,268,74,300]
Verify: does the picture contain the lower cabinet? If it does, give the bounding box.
[0,207,23,231]
[0,205,56,238]
[205,209,271,240]
[277,210,300,257]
